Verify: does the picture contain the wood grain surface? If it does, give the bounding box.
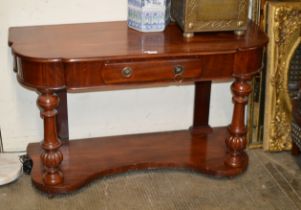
[27,127,247,194]
[9,21,267,61]
[9,21,268,194]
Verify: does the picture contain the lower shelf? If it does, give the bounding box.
[27,127,248,194]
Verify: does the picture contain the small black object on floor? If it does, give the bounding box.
[19,154,32,175]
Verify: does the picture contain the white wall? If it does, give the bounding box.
[0,0,232,152]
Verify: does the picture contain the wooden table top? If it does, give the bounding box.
[9,21,268,62]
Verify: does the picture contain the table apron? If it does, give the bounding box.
[15,49,263,90]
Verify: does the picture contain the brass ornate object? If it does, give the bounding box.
[263,1,301,151]
[171,0,249,37]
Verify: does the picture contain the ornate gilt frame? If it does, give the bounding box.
[263,1,301,151]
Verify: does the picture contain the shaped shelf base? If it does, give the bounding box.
[27,127,248,194]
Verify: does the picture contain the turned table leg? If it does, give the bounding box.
[225,76,252,168]
[37,90,64,185]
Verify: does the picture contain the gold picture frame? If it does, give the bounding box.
[263,1,301,151]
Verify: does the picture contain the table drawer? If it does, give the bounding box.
[102,59,202,84]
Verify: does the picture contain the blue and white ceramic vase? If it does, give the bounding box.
[128,0,171,32]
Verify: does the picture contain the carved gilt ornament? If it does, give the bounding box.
[264,2,301,151]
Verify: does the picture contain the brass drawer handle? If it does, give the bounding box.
[174,65,184,75]
[174,65,184,83]
[121,67,133,78]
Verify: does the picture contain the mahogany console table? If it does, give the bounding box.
[8,21,268,194]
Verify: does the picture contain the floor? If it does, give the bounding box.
[0,149,301,210]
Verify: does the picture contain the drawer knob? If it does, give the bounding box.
[174,65,184,75]
[121,67,133,78]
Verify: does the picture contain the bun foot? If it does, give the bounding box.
[43,170,64,186]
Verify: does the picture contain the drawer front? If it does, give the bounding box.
[102,59,202,84]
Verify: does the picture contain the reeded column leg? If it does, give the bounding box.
[225,76,252,168]
[37,90,64,185]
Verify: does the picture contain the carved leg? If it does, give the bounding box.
[37,90,63,185]
[225,76,252,168]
